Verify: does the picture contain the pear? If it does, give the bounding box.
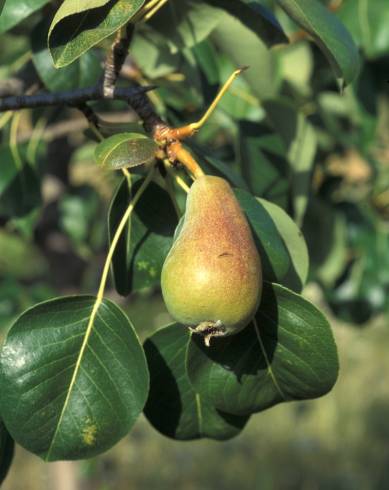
[161,175,262,345]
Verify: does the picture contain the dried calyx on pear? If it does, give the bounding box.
[161,175,262,346]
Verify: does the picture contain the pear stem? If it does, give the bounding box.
[167,142,204,179]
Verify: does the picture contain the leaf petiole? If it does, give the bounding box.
[189,67,247,133]
[175,175,190,194]
[132,0,169,24]
[9,112,23,171]
[97,165,155,302]
[142,0,169,21]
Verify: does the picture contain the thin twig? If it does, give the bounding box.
[76,102,105,142]
[76,103,102,131]
[100,22,165,134]
[0,85,155,112]
[103,24,134,98]
[128,85,165,134]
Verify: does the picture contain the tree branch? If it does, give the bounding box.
[76,102,102,132]
[0,85,155,112]
[103,24,134,98]
[128,85,166,134]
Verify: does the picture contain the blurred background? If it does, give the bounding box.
[1,0,389,488]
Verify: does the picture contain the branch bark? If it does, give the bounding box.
[103,24,134,98]
[0,85,155,112]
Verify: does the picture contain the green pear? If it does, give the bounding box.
[161,175,262,345]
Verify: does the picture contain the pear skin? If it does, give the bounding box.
[161,175,262,344]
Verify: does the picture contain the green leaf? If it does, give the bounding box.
[0,146,29,197]
[32,18,102,91]
[322,214,389,323]
[207,52,263,121]
[0,421,14,485]
[0,143,46,218]
[0,296,149,460]
[187,282,339,416]
[205,0,288,47]
[337,0,389,59]
[192,40,220,85]
[237,188,309,293]
[205,156,249,190]
[48,0,145,67]
[187,144,249,190]
[257,198,309,292]
[315,214,347,288]
[148,0,225,53]
[0,278,54,331]
[235,189,290,283]
[0,230,47,280]
[48,0,113,27]
[263,99,317,225]
[144,324,248,440]
[302,197,340,271]
[0,0,50,34]
[131,24,181,79]
[0,159,41,218]
[109,178,178,296]
[276,40,313,92]
[211,10,281,101]
[239,121,289,209]
[95,133,157,170]
[276,0,360,86]
[59,191,100,251]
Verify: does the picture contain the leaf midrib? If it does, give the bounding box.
[45,299,102,460]
[253,319,287,401]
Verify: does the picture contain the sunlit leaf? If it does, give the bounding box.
[48,0,145,67]
[235,189,291,282]
[95,133,157,170]
[338,0,389,59]
[276,0,360,87]
[0,0,50,34]
[257,198,309,292]
[32,18,102,91]
[211,11,280,100]
[0,296,149,460]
